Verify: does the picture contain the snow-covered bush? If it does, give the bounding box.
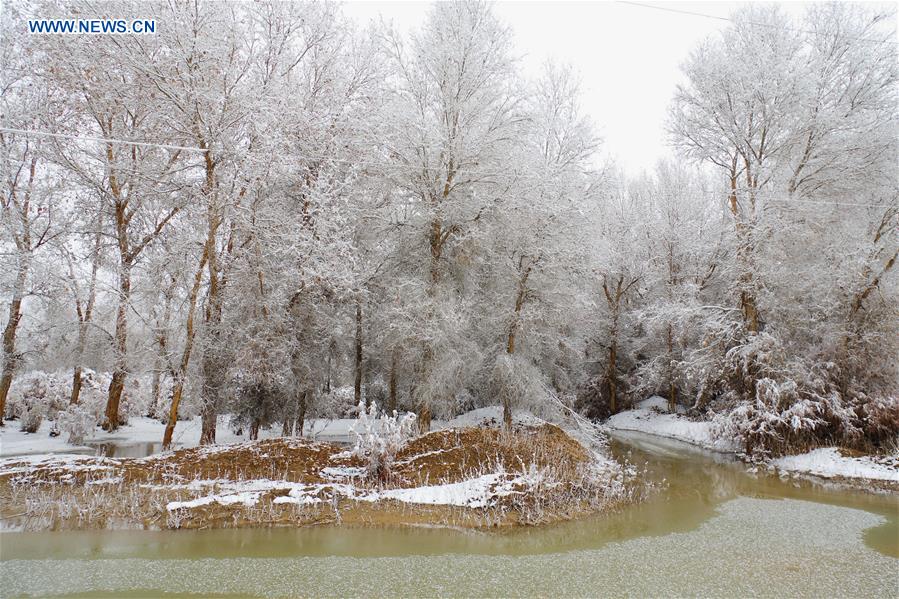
[74,369,114,422]
[364,380,388,410]
[6,371,69,421]
[56,404,96,445]
[351,401,417,481]
[705,332,897,456]
[312,386,356,419]
[451,388,477,417]
[861,396,899,449]
[19,405,44,433]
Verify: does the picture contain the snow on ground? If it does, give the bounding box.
[771,447,899,482]
[371,473,507,508]
[0,415,360,458]
[0,453,121,476]
[161,471,536,513]
[605,396,738,453]
[442,406,545,429]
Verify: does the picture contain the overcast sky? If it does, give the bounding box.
[342,1,816,176]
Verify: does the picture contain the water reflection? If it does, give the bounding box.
[87,441,163,458]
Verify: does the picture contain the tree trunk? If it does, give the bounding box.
[296,390,307,438]
[417,402,431,434]
[250,418,260,441]
[731,164,761,333]
[324,345,332,394]
[0,257,29,426]
[199,331,223,446]
[104,260,132,431]
[163,246,210,449]
[162,380,184,450]
[199,246,224,446]
[71,225,102,406]
[70,318,92,407]
[387,349,398,414]
[149,369,161,418]
[354,302,363,407]
[607,342,618,415]
[502,263,531,431]
[200,398,218,445]
[607,308,619,415]
[148,323,168,418]
[197,136,224,447]
[70,368,84,406]
[666,323,677,413]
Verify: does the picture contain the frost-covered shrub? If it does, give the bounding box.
[19,405,44,433]
[57,404,96,445]
[7,371,69,421]
[116,375,158,423]
[861,396,899,449]
[313,386,356,419]
[73,369,114,423]
[452,388,477,416]
[229,381,287,439]
[705,331,897,456]
[351,401,417,481]
[364,380,388,410]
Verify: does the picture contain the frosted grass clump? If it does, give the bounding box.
[350,402,417,481]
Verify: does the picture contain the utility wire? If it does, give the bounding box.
[616,1,899,45]
[0,127,210,153]
[767,197,897,209]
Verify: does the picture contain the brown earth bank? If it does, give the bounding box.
[0,424,640,532]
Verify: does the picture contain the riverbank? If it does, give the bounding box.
[0,423,638,532]
[606,397,899,492]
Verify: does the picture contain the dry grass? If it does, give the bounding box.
[392,424,590,487]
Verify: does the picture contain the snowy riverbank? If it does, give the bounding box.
[606,397,738,453]
[606,397,899,488]
[771,448,899,483]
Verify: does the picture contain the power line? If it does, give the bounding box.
[0,127,210,153]
[768,197,897,209]
[617,1,899,46]
[687,187,897,209]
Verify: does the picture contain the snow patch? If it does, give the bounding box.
[771,447,899,482]
[606,398,738,453]
[369,474,505,508]
[321,466,365,479]
[442,406,545,429]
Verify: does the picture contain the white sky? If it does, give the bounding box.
[343,1,815,176]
